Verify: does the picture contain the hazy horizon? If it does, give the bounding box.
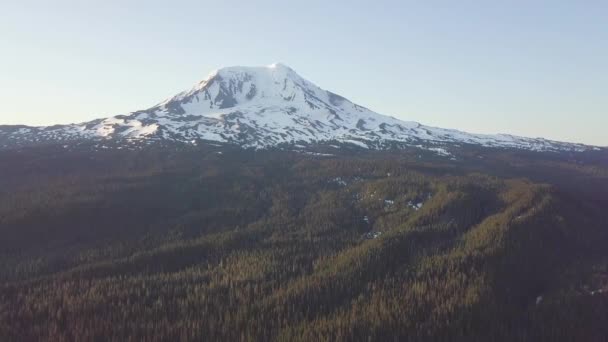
[1,1,606,146]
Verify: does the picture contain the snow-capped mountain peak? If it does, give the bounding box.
[0,64,596,152]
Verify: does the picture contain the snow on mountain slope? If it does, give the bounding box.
[0,63,594,152]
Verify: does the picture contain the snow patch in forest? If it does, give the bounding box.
[301,151,334,157]
[364,231,382,239]
[408,200,424,211]
[330,177,347,186]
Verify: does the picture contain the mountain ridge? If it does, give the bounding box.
[0,63,598,152]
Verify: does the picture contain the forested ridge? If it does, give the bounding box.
[0,143,607,341]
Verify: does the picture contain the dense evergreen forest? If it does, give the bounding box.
[0,142,607,341]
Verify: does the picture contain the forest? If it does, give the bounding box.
[0,142,607,341]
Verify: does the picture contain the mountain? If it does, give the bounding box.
[0,63,597,152]
[2,63,608,341]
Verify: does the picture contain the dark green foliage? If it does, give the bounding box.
[0,144,607,341]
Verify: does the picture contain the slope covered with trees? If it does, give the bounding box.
[0,143,607,341]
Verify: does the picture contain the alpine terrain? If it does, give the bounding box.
[0,63,597,153]
[1,64,607,342]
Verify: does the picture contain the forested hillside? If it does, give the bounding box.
[0,143,607,341]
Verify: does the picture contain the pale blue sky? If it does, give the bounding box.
[1,0,606,145]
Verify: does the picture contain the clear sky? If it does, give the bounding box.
[1,1,606,145]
